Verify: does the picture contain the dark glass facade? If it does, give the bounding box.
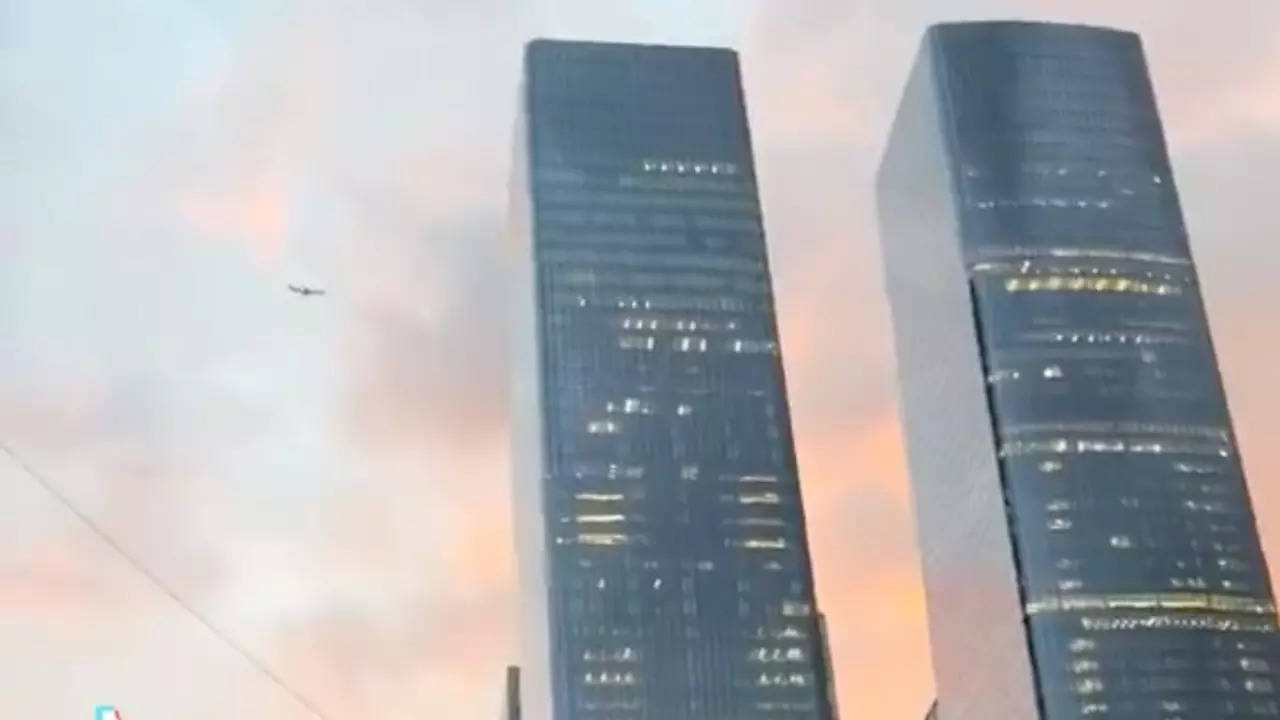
[880,22,1280,719]
[509,40,834,720]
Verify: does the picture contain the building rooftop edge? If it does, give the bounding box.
[525,37,738,56]
[927,19,1139,39]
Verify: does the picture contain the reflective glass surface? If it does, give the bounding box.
[515,40,834,720]
[899,22,1280,719]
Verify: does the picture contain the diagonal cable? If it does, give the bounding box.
[0,441,330,720]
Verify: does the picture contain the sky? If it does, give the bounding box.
[1,0,1278,718]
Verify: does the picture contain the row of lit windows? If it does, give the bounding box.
[975,262,1187,284]
[616,334,777,354]
[725,517,786,527]
[726,537,789,550]
[747,626,810,642]
[575,492,625,501]
[1075,677,1276,697]
[575,514,627,524]
[556,291,753,313]
[974,246,1191,267]
[755,701,817,712]
[963,164,1163,183]
[1004,275,1183,295]
[1025,593,1276,616]
[748,647,807,663]
[583,671,638,686]
[974,197,1122,210]
[781,600,812,617]
[1001,437,1231,458]
[1081,701,1280,716]
[620,316,741,332]
[1005,422,1227,441]
[724,474,779,484]
[572,463,647,481]
[641,159,739,176]
[556,533,644,547]
[1079,614,1277,633]
[1045,498,1240,517]
[1019,329,1188,346]
[581,647,638,662]
[604,398,653,415]
[756,672,809,687]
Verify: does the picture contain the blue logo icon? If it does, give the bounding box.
[95,707,122,720]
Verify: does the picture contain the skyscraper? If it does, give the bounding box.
[509,39,835,720]
[879,22,1280,719]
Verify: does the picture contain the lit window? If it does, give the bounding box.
[1110,535,1133,548]
[619,397,651,415]
[674,336,708,352]
[587,420,620,435]
[575,492,624,501]
[618,335,656,351]
[739,492,780,505]
[576,514,625,524]
[739,538,787,550]
[782,600,811,617]
[731,339,777,354]
[1048,518,1073,530]
[1043,365,1064,379]
[1072,659,1099,673]
[1247,678,1275,694]
[677,403,693,416]
[1075,678,1104,694]
[578,534,629,546]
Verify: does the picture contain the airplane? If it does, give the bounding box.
[287,284,326,297]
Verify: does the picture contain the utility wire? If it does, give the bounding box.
[0,441,330,720]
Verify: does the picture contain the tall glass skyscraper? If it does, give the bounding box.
[509,40,835,720]
[879,22,1280,719]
